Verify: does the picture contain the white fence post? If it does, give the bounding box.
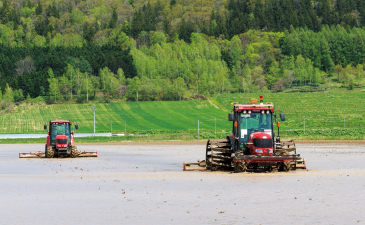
[198,120,200,139]
[215,117,216,136]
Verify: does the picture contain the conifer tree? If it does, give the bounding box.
[35,1,43,16]
[0,0,11,24]
[109,8,118,29]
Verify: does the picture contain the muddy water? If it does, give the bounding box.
[0,143,364,224]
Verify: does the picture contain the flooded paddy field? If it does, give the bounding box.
[0,142,364,224]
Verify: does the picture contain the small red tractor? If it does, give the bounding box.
[19,120,97,158]
[184,96,306,172]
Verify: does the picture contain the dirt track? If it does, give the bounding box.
[1,143,364,224]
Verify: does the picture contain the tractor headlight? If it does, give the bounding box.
[261,110,264,114]
[243,110,247,114]
[269,149,273,153]
[255,149,263,153]
[248,110,251,114]
[266,110,270,114]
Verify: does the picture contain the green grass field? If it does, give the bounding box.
[0,101,230,134]
[214,89,365,139]
[215,90,365,130]
[1,89,365,140]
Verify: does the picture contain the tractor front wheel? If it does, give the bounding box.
[45,146,54,158]
[279,161,290,172]
[234,162,246,173]
[71,146,78,158]
[282,161,290,172]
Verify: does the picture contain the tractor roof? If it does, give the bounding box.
[233,103,274,113]
[51,120,71,124]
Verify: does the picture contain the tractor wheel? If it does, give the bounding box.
[278,152,291,172]
[71,146,78,158]
[234,162,246,173]
[239,162,247,172]
[45,146,54,158]
[282,161,290,172]
[205,140,212,170]
[206,139,233,171]
[234,162,239,173]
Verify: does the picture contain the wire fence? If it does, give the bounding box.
[0,115,364,136]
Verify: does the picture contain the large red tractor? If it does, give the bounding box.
[19,120,97,158]
[184,96,306,172]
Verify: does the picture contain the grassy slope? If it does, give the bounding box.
[1,89,364,142]
[214,89,365,139]
[0,101,230,134]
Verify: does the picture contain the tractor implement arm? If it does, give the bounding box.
[19,151,45,158]
[183,160,206,171]
[78,151,98,157]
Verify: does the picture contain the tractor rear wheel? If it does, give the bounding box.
[71,146,78,158]
[205,139,233,171]
[45,146,54,158]
[278,152,291,172]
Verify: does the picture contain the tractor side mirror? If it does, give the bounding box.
[75,125,78,130]
[280,113,286,121]
[228,113,234,121]
[44,125,47,130]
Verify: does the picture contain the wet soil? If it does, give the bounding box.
[0,143,364,224]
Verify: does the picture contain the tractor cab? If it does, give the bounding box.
[45,121,73,146]
[229,96,278,155]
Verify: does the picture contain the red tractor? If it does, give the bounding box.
[44,120,78,158]
[183,95,306,172]
[19,120,97,158]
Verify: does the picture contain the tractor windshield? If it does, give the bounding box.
[51,123,71,144]
[240,112,272,142]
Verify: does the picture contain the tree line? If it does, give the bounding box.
[2,28,365,111]
[1,0,365,110]
[0,45,136,98]
[1,0,365,46]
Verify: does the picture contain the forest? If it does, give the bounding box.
[1,0,365,110]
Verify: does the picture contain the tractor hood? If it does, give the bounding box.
[248,132,273,155]
[56,135,68,147]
